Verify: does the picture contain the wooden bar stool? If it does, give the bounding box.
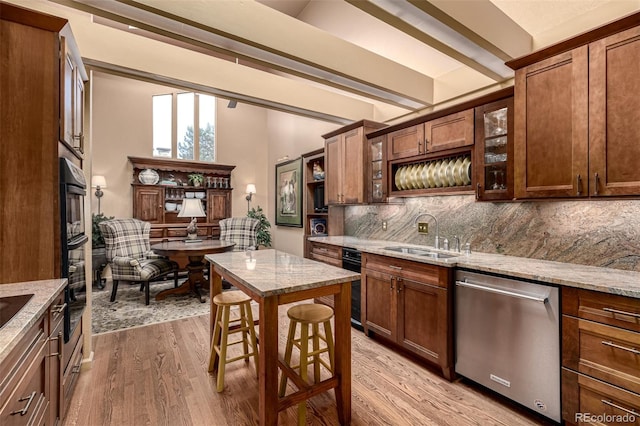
[208,290,258,392]
[279,303,335,424]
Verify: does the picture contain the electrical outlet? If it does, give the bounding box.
[417,222,429,234]
[382,221,387,231]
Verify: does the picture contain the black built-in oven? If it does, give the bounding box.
[60,158,88,342]
[342,247,362,331]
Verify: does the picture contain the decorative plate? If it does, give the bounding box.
[446,160,456,187]
[408,165,418,189]
[421,163,430,188]
[426,162,435,188]
[439,159,449,187]
[433,160,442,187]
[414,164,425,189]
[139,169,159,185]
[453,158,464,186]
[462,157,472,185]
[395,167,402,190]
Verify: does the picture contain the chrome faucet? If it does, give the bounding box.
[413,213,439,249]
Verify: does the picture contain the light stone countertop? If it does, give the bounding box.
[206,249,360,298]
[309,236,640,299]
[0,279,67,365]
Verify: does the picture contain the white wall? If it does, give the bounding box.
[91,71,337,256]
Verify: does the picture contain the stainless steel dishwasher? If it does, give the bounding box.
[455,269,560,422]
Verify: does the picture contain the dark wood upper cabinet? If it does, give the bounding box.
[510,14,640,199]
[589,25,640,196]
[513,46,589,199]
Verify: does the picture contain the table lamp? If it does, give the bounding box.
[178,198,206,242]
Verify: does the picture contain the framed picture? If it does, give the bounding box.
[275,157,303,227]
[310,218,327,235]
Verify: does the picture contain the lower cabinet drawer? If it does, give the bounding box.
[564,316,640,394]
[309,243,341,261]
[0,340,48,426]
[309,252,342,267]
[563,368,640,425]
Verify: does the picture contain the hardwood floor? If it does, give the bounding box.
[64,306,555,425]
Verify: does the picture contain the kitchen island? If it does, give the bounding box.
[205,249,360,426]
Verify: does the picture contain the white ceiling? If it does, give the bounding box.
[26,0,640,123]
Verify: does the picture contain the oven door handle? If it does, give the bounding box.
[456,280,548,303]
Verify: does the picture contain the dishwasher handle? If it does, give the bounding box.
[456,279,548,304]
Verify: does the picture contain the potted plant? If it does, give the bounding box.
[247,206,272,248]
[92,213,114,249]
[188,173,205,187]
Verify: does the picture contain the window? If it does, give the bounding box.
[152,92,216,161]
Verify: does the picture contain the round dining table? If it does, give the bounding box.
[151,239,235,303]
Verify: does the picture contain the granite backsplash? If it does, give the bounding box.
[344,195,640,272]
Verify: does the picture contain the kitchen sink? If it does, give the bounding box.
[383,246,458,259]
[0,294,34,329]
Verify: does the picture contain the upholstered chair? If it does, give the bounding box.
[99,218,178,305]
[219,217,260,251]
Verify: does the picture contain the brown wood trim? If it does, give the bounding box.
[0,1,67,32]
[367,87,514,139]
[506,11,640,70]
[301,147,324,159]
[128,156,236,174]
[321,119,387,139]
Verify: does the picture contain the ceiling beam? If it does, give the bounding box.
[346,0,513,81]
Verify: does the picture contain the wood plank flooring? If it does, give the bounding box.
[64,306,555,425]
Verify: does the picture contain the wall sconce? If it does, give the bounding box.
[91,175,107,215]
[245,184,256,212]
[178,198,206,242]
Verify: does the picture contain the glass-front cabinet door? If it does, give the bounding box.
[474,97,514,201]
[369,135,386,203]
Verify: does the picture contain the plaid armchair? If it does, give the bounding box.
[99,218,178,305]
[219,217,260,251]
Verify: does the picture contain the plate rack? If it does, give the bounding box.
[389,152,473,196]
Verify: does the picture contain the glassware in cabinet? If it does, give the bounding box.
[474,97,514,201]
[369,136,385,202]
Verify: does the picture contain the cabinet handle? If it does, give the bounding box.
[576,174,582,196]
[594,172,600,196]
[10,391,36,416]
[601,340,640,355]
[47,331,63,359]
[476,183,481,200]
[390,277,394,291]
[601,400,639,417]
[388,265,403,271]
[52,303,67,314]
[424,137,429,153]
[396,277,403,293]
[603,307,640,319]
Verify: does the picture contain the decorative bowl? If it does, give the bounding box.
[185,192,195,198]
[165,202,176,211]
[195,192,205,199]
[139,169,159,185]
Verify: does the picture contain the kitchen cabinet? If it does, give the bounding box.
[362,253,453,379]
[386,109,474,161]
[0,287,66,426]
[510,19,640,199]
[323,120,386,205]
[474,96,514,201]
[48,290,65,426]
[561,287,640,425]
[513,47,589,199]
[60,36,86,154]
[128,157,235,243]
[368,136,387,203]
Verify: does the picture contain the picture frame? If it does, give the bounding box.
[275,157,303,227]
